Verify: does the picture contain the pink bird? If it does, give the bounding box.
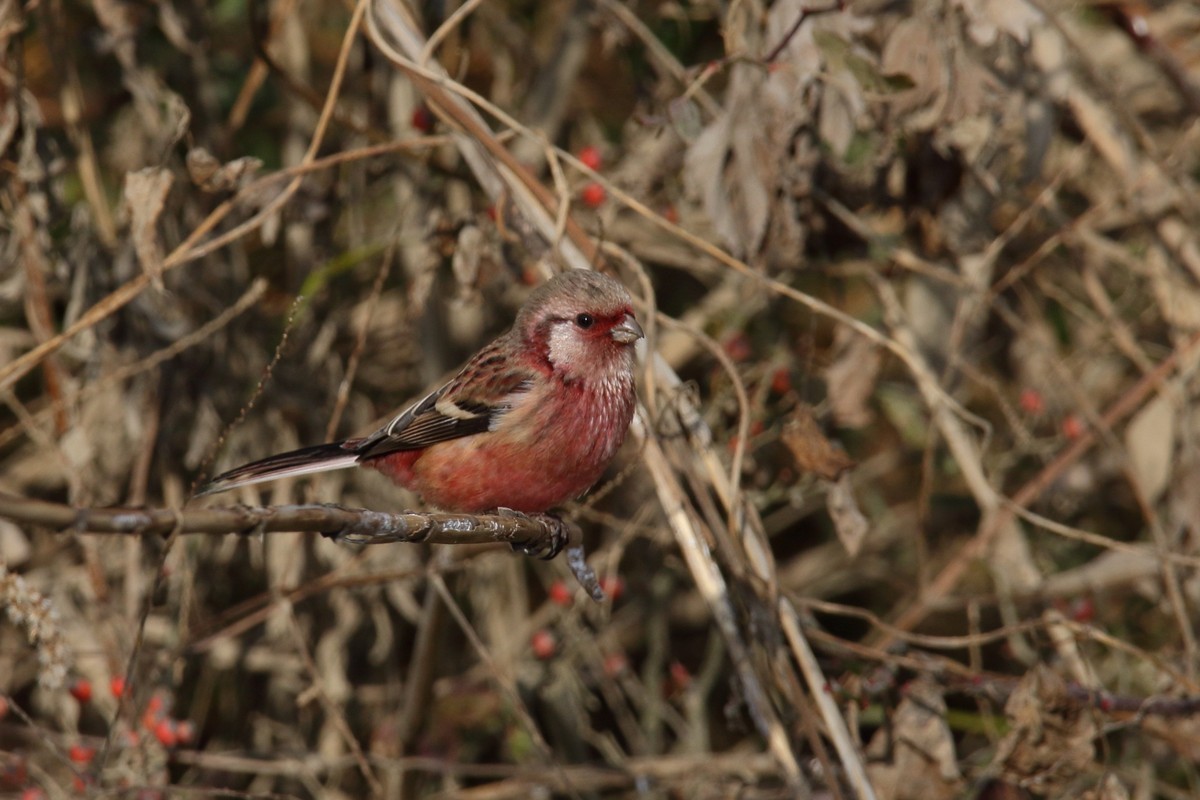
[200,270,643,513]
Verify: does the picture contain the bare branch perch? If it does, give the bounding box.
[0,492,606,600]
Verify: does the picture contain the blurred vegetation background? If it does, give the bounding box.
[2,0,1200,797]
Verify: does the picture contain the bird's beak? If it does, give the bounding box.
[610,313,644,345]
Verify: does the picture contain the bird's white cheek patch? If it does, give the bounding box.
[547,324,578,370]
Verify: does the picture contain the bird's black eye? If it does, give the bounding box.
[575,313,594,329]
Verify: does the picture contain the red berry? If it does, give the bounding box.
[411,105,434,134]
[1019,388,1045,415]
[531,629,557,660]
[1062,413,1085,440]
[141,695,165,731]
[153,719,177,748]
[21,789,46,800]
[723,332,752,362]
[603,652,629,677]
[110,676,126,698]
[770,367,792,395]
[580,182,606,209]
[175,720,196,746]
[68,744,95,765]
[578,145,602,171]
[662,204,679,224]
[1070,597,1096,623]
[547,580,572,607]
[2,755,28,788]
[68,679,92,704]
[0,696,8,720]
[668,660,692,692]
[598,575,625,602]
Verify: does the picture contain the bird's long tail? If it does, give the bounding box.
[197,440,364,497]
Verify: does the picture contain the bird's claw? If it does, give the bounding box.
[499,509,567,560]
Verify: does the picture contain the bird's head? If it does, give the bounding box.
[517,270,643,381]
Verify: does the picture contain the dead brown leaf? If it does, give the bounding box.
[826,472,868,558]
[186,148,263,193]
[993,666,1098,795]
[955,0,1043,47]
[866,677,962,800]
[880,16,944,123]
[123,167,174,286]
[1124,390,1176,506]
[684,90,772,258]
[781,405,854,481]
[823,327,881,428]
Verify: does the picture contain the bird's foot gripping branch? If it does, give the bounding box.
[494,509,569,560]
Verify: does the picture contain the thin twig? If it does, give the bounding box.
[780,598,878,800]
[763,1,845,63]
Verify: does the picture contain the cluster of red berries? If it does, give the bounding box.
[531,575,693,694]
[529,575,696,697]
[576,145,606,209]
[66,677,195,750]
[530,575,627,661]
[573,143,677,221]
[0,676,200,797]
[1018,388,1086,439]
